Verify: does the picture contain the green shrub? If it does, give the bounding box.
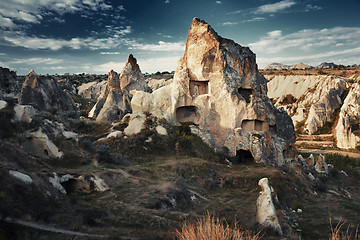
[325,153,360,178]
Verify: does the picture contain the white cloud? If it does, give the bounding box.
[242,17,265,23]
[216,1,222,4]
[0,53,6,55]
[0,15,17,28]
[9,57,64,65]
[249,27,360,54]
[95,61,126,73]
[222,22,238,26]
[137,56,181,73]
[304,4,322,12]
[0,0,117,29]
[257,47,360,66]
[165,0,170,3]
[129,41,185,52]
[100,52,122,55]
[4,35,82,50]
[254,0,296,14]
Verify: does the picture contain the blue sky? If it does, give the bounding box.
[0,0,359,74]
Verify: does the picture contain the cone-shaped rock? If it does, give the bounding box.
[120,54,150,93]
[89,55,150,121]
[171,18,296,165]
[131,18,296,166]
[19,70,74,112]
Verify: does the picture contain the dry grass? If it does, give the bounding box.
[330,219,360,240]
[174,213,261,240]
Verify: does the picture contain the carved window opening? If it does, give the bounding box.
[176,106,199,124]
[238,88,254,103]
[269,124,277,135]
[241,119,269,132]
[232,149,254,164]
[190,80,209,96]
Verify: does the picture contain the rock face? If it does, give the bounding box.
[132,18,296,166]
[89,55,150,121]
[19,70,75,112]
[0,67,20,98]
[256,178,283,235]
[267,75,347,134]
[336,83,360,148]
[77,80,107,100]
[22,128,63,158]
[13,104,37,123]
[315,154,329,174]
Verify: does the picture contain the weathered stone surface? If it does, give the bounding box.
[13,104,36,123]
[77,80,107,100]
[156,125,168,136]
[131,18,296,166]
[49,173,109,194]
[89,55,150,121]
[9,170,33,184]
[256,178,283,235]
[19,70,75,113]
[106,130,123,138]
[124,113,146,136]
[89,70,131,121]
[22,128,63,158]
[0,100,7,110]
[336,83,360,149]
[315,154,329,174]
[266,75,347,134]
[0,67,20,98]
[120,54,151,94]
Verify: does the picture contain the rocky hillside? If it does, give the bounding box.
[1,18,360,240]
[266,67,360,150]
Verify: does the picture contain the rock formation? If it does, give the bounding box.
[0,67,20,98]
[18,70,75,113]
[314,154,329,174]
[89,55,150,121]
[77,80,107,100]
[132,18,296,166]
[335,83,360,148]
[13,104,37,123]
[256,178,283,235]
[267,75,347,134]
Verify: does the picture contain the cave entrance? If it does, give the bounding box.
[190,80,209,97]
[61,179,89,194]
[233,149,254,164]
[238,88,254,103]
[176,106,200,124]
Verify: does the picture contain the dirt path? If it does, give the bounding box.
[298,148,360,158]
[4,217,108,238]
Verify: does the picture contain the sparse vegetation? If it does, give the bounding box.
[175,213,261,240]
[325,153,360,178]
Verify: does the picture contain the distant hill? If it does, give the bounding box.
[289,63,313,69]
[317,62,336,68]
[260,62,290,70]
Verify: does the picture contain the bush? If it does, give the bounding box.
[96,144,114,164]
[175,213,261,240]
[325,153,360,178]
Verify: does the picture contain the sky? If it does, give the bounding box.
[0,0,359,75]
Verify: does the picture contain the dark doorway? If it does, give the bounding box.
[176,106,200,124]
[238,88,254,103]
[230,149,254,164]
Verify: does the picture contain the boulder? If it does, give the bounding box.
[156,125,168,136]
[315,154,329,174]
[131,18,296,166]
[124,113,146,136]
[22,128,63,158]
[49,173,109,194]
[336,83,360,149]
[106,130,123,138]
[9,170,33,184]
[18,70,75,113]
[0,100,7,110]
[13,104,36,123]
[256,178,283,235]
